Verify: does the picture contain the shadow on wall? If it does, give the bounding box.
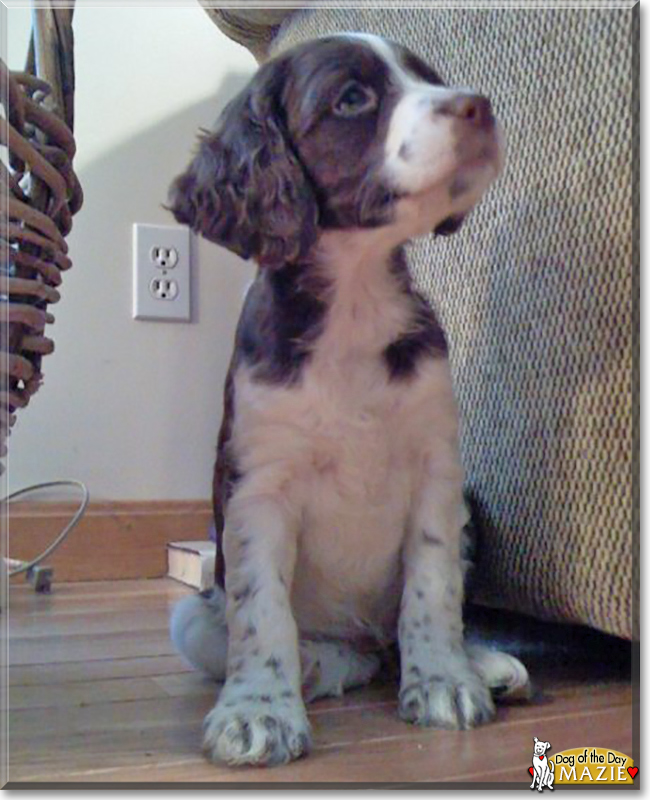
[33,71,258,499]
[72,69,253,317]
[63,69,255,360]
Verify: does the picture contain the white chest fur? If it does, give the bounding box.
[230,239,461,643]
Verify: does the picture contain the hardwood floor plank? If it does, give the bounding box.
[10,608,175,639]
[10,655,192,687]
[10,629,178,666]
[10,676,172,711]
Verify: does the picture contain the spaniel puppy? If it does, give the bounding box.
[169,33,525,767]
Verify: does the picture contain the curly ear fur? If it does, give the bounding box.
[168,61,319,268]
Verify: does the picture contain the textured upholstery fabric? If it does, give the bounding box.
[202,4,637,639]
[271,6,638,640]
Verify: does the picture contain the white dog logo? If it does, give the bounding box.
[531,737,555,791]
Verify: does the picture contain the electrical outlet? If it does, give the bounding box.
[150,277,179,300]
[151,246,179,269]
[133,223,190,321]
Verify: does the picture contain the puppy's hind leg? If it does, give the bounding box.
[300,640,382,703]
[169,586,228,681]
[465,642,531,700]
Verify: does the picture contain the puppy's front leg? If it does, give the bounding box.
[399,470,495,730]
[202,495,311,767]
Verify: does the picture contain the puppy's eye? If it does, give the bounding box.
[333,81,377,117]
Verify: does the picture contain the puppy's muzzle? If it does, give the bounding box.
[436,94,495,130]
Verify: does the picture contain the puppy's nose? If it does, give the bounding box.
[437,94,494,127]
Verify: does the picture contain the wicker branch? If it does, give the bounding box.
[0,2,81,474]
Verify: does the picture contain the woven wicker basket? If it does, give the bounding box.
[0,7,82,473]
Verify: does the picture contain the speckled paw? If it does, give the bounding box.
[203,696,312,767]
[398,670,495,730]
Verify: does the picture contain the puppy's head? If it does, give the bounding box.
[533,738,551,756]
[168,34,502,267]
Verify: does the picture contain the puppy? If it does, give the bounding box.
[168,33,514,767]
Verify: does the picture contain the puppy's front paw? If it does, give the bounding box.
[203,692,311,767]
[398,668,495,730]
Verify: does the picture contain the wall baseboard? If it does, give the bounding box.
[6,500,213,582]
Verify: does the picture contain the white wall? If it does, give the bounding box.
[5,7,257,500]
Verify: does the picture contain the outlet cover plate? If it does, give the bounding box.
[133,223,191,321]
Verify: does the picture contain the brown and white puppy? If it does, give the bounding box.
[168,34,515,768]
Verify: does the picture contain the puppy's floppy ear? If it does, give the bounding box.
[434,214,466,236]
[168,60,319,268]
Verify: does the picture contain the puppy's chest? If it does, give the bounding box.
[235,348,456,516]
[298,371,414,509]
[234,260,458,506]
[232,283,458,636]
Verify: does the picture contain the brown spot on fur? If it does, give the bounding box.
[232,585,252,605]
[242,624,257,640]
[398,141,412,161]
[265,656,284,678]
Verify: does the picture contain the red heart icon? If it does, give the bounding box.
[529,767,534,776]
[628,767,638,779]
[539,756,544,760]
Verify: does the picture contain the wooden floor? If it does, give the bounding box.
[7,578,635,787]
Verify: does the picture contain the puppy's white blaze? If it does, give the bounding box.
[343,32,477,195]
[383,86,465,194]
[339,32,426,92]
